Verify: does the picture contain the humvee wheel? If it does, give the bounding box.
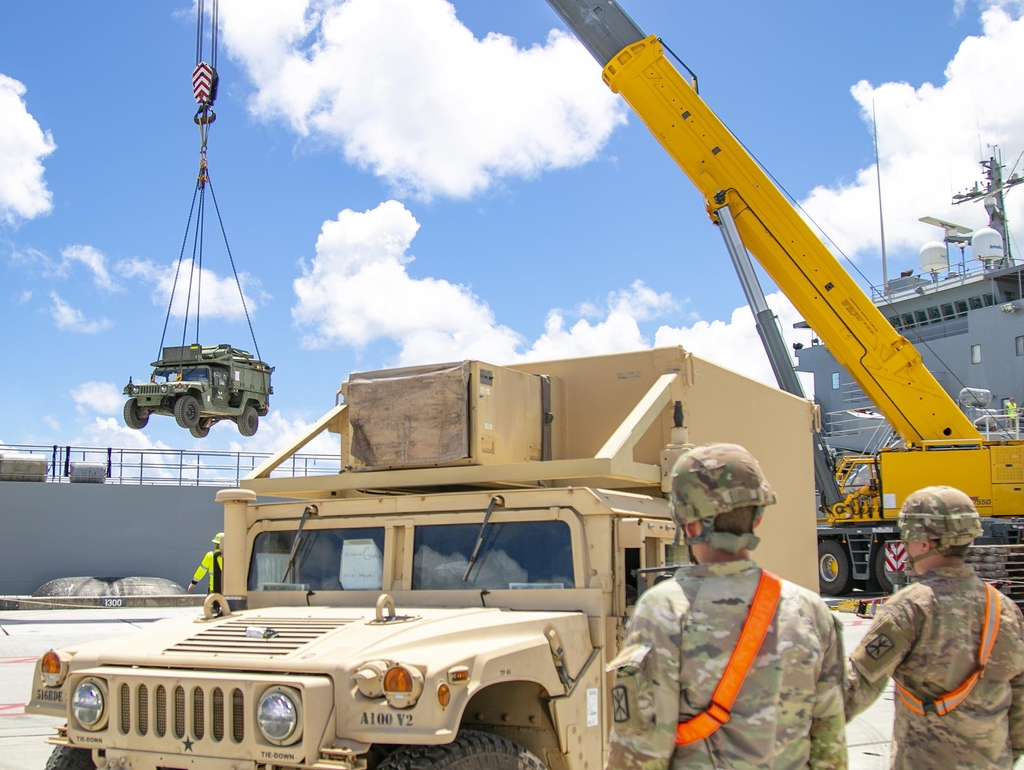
[190,421,211,438]
[44,746,95,770]
[174,394,201,429]
[237,405,259,437]
[123,398,149,430]
[378,730,546,770]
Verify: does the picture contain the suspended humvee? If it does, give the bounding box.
[122,344,274,438]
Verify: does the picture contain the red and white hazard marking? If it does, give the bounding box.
[885,541,907,572]
[193,62,215,104]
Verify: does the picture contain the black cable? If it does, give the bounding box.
[180,185,204,355]
[158,181,201,361]
[207,174,262,362]
[196,183,205,345]
[195,0,204,67]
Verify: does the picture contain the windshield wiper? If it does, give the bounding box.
[281,504,318,583]
[462,496,504,582]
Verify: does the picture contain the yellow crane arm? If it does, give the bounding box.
[595,35,980,446]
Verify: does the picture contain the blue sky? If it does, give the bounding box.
[2,0,1022,455]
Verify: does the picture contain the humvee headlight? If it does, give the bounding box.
[40,650,68,687]
[72,680,105,729]
[383,665,423,709]
[257,687,302,745]
[131,386,139,394]
[160,385,168,393]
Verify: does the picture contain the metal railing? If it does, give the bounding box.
[0,443,341,487]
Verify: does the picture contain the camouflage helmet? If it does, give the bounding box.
[670,443,777,554]
[898,486,981,551]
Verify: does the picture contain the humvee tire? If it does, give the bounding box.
[190,422,211,438]
[378,731,546,770]
[174,394,201,429]
[238,404,259,436]
[44,746,94,770]
[123,398,148,430]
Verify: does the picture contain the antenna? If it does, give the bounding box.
[873,102,889,299]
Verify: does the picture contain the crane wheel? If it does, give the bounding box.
[818,540,853,595]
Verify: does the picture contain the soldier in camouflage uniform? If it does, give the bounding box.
[846,486,1024,769]
[606,443,848,770]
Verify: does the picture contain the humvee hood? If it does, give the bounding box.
[64,604,590,674]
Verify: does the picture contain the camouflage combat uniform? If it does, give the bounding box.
[846,486,1024,769]
[607,443,848,770]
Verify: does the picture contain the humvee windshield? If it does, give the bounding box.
[152,367,210,383]
[247,521,574,592]
[249,527,386,591]
[413,522,573,590]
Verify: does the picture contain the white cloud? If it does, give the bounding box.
[0,73,56,224]
[48,292,113,333]
[292,200,809,387]
[75,417,171,452]
[654,292,813,390]
[18,289,32,303]
[801,6,1024,263]
[120,258,265,321]
[219,0,626,199]
[42,415,61,432]
[293,200,525,362]
[71,381,124,416]
[61,245,121,292]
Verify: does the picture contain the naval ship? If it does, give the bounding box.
[796,150,1024,594]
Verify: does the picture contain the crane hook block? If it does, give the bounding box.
[192,62,219,108]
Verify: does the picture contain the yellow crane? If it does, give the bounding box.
[546,0,1024,591]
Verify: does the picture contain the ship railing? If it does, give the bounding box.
[974,412,1022,441]
[0,443,341,487]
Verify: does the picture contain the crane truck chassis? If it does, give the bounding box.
[27,347,820,770]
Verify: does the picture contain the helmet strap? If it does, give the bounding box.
[683,516,760,556]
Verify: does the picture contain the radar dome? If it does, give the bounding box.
[972,226,1003,264]
[919,241,948,274]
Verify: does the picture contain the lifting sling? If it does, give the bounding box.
[894,582,1001,716]
[675,569,782,746]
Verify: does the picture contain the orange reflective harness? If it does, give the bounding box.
[675,569,782,746]
[894,582,1001,716]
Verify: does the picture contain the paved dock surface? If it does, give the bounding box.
[0,608,893,770]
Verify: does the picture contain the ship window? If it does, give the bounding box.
[888,316,901,329]
[412,520,573,590]
[984,293,995,306]
[971,344,982,365]
[969,296,984,310]
[927,306,942,321]
[1007,291,1018,301]
[902,313,916,328]
[1016,336,1024,356]
[955,300,969,317]
[914,310,929,325]
[248,527,386,591]
[831,372,840,390]
[941,303,955,319]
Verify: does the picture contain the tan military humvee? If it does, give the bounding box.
[28,348,818,770]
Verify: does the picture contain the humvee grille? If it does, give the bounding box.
[138,684,149,735]
[164,616,355,657]
[212,688,224,741]
[120,684,130,734]
[155,685,166,737]
[193,687,205,739]
[232,688,244,742]
[114,677,248,750]
[174,686,185,738]
[134,385,162,395]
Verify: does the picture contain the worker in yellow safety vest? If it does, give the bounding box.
[1009,398,1018,429]
[188,532,223,593]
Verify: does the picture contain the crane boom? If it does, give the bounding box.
[546,0,981,448]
